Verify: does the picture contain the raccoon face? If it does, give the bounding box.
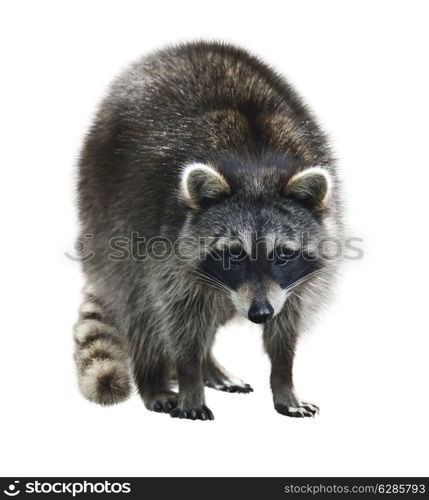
[180,162,333,323]
[199,237,323,323]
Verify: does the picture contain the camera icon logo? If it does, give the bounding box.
[3,481,20,496]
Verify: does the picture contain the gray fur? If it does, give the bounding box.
[74,41,342,420]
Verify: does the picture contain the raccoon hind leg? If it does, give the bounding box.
[140,369,178,414]
[132,343,178,414]
[203,353,253,394]
[144,389,178,414]
[74,286,132,405]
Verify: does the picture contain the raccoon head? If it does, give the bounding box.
[180,161,334,323]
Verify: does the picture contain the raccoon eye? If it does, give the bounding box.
[225,247,246,269]
[274,247,300,266]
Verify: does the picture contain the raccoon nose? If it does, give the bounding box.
[248,301,274,324]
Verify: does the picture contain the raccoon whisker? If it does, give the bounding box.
[285,269,325,293]
[285,275,317,293]
[190,270,232,293]
[190,268,219,284]
[195,279,229,294]
[307,273,330,285]
[200,278,231,294]
[190,269,232,291]
[192,272,223,286]
[194,277,230,293]
[312,276,330,285]
[209,277,232,292]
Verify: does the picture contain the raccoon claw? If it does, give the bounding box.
[170,404,214,421]
[275,402,319,418]
[146,394,178,413]
[206,380,253,393]
[217,383,253,393]
[152,399,176,413]
[302,402,319,414]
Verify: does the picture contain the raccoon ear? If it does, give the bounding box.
[180,163,231,209]
[285,166,332,211]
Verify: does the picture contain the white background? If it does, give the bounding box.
[1,0,428,477]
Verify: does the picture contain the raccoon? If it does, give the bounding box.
[74,41,342,420]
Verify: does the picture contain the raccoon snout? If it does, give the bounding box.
[248,301,274,324]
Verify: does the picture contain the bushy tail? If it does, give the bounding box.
[73,286,132,405]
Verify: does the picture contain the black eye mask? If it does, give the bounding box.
[200,247,248,291]
[270,248,321,290]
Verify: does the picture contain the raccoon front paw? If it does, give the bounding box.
[275,402,319,418]
[170,404,214,421]
[144,392,178,413]
[206,380,253,393]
